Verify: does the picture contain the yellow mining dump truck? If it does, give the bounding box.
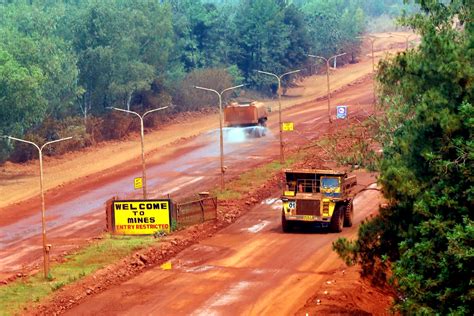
[281,169,357,233]
[224,101,268,137]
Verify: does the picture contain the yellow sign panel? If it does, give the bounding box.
[161,261,172,270]
[282,122,294,131]
[113,200,171,235]
[134,177,143,190]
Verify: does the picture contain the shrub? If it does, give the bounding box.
[172,68,238,112]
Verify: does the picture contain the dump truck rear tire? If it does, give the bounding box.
[330,205,344,232]
[343,201,353,227]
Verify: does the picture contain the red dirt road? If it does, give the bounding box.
[0,75,375,279]
[66,186,383,316]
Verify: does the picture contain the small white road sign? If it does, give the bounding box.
[336,105,348,119]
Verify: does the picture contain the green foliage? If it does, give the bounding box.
[302,0,365,59]
[0,49,46,161]
[334,1,473,314]
[232,0,291,90]
[0,0,381,163]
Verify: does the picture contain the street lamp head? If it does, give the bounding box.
[285,69,301,75]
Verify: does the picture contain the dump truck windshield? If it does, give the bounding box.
[321,177,339,189]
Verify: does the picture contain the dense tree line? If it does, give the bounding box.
[0,0,405,161]
[334,0,473,314]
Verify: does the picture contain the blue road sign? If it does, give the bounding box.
[336,105,348,119]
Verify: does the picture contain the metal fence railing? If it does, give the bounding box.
[176,196,217,227]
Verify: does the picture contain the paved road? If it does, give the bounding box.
[66,186,381,315]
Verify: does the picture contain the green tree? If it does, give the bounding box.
[69,0,174,117]
[0,3,79,119]
[334,1,473,314]
[0,49,46,160]
[231,0,291,91]
[168,0,230,70]
[281,4,311,69]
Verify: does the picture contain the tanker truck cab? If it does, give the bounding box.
[281,169,356,233]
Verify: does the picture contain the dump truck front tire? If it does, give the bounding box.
[330,205,344,232]
[281,212,292,233]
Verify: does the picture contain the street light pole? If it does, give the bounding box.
[357,35,392,108]
[257,69,301,163]
[110,106,168,199]
[194,84,244,190]
[6,136,72,279]
[307,53,346,123]
[388,32,414,50]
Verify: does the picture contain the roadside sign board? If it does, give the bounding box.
[134,177,143,190]
[112,200,171,235]
[336,105,348,119]
[282,122,294,131]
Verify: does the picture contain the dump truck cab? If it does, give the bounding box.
[281,169,357,232]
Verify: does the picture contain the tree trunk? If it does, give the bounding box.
[126,91,133,111]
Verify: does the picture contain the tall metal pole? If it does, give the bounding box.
[7,136,72,279]
[371,39,375,72]
[257,70,300,164]
[218,92,224,190]
[110,106,168,199]
[389,32,414,50]
[38,147,47,278]
[277,77,283,163]
[370,39,376,108]
[357,35,395,110]
[325,59,331,122]
[139,118,146,199]
[195,84,244,190]
[307,53,346,123]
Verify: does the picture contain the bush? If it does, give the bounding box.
[100,111,137,140]
[172,68,238,112]
[9,117,93,162]
[85,116,105,144]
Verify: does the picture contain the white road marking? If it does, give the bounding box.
[271,200,282,210]
[262,198,277,205]
[246,220,271,233]
[303,116,323,124]
[161,176,204,195]
[192,281,254,316]
[185,265,215,273]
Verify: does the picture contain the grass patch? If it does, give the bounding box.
[212,151,307,200]
[0,234,157,316]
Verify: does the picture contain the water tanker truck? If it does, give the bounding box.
[224,101,269,137]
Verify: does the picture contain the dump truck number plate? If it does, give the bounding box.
[303,215,314,221]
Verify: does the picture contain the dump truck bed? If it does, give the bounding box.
[224,102,268,127]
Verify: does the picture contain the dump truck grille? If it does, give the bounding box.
[296,200,320,216]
